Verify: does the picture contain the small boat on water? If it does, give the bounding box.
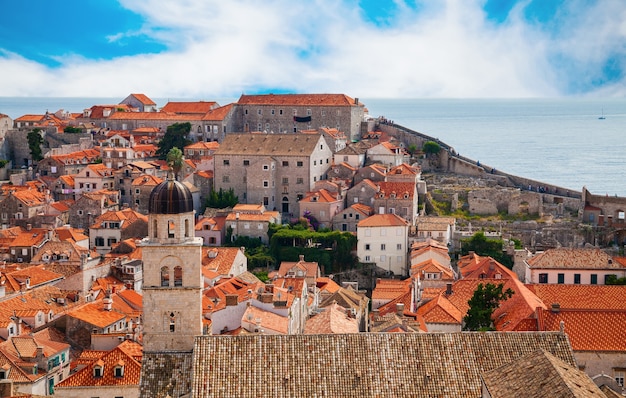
[599,109,606,120]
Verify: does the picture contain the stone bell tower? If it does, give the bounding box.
[140,174,203,352]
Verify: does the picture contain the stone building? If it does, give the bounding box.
[214,132,333,216]
[235,93,366,142]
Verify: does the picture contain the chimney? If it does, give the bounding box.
[26,224,32,231]
[103,296,113,311]
[551,303,560,313]
[259,293,273,303]
[299,254,305,262]
[396,303,405,317]
[445,283,453,296]
[225,294,238,306]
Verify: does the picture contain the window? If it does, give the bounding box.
[397,244,402,250]
[0,370,6,380]
[243,160,250,166]
[173,266,183,287]
[223,159,230,166]
[381,244,386,250]
[557,273,564,284]
[365,244,370,251]
[615,370,625,387]
[114,365,124,378]
[263,181,269,187]
[222,175,230,183]
[161,267,169,287]
[380,255,387,263]
[605,274,617,284]
[95,237,104,246]
[94,365,103,378]
[313,160,317,166]
[590,274,598,284]
[538,273,548,283]
[574,274,581,284]
[282,161,289,167]
[297,178,303,184]
[263,197,269,206]
[297,161,303,167]
[263,164,269,170]
[282,177,289,184]
[169,312,176,332]
[257,109,262,115]
[365,255,371,262]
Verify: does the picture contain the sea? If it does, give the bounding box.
[0,96,624,196]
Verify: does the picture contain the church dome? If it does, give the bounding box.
[149,177,194,214]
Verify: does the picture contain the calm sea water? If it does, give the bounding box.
[1,97,624,196]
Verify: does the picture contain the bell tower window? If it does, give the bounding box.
[153,219,158,238]
[185,219,190,238]
[174,266,183,287]
[161,267,169,287]
[168,220,175,238]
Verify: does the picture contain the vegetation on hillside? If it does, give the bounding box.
[205,188,239,209]
[460,231,513,268]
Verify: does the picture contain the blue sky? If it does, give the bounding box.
[0,0,624,98]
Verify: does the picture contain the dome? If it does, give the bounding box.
[149,178,194,214]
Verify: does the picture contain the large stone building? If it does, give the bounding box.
[235,94,366,142]
[213,132,333,216]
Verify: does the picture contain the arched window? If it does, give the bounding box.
[153,220,158,238]
[174,266,183,287]
[169,312,176,332]
[184,219,190,238]
[168,220,175,239]
[161,266,169,287]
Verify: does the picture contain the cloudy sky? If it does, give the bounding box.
[0,0,624,98]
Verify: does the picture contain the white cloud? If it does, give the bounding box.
[0,0,624,98]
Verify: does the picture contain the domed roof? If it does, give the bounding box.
[149,177,194,214]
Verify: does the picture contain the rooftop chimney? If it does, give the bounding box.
[103,296,113,311]
[396,303,405,317]
[445,283,453,296]
[225,294,238,306]
[551,303,560,313]
[299,254,305,262]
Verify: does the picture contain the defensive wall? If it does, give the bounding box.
[376,122,583,200]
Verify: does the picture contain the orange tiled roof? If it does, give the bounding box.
[242,305,289,334]
[56,340,142,388]
[371,279,411,301]
[417,294,463,324]
[458,254,518,280]
[299,189,341,203]
[304,302,359,334]
[202,247,241,276]
[317,277,341,294]
[10,228,49,247]
[185,141,220,151]
[131,174,163,186]
[410,259,455,280]
[527,284,626,310]
[201,103,234,121]
[161,101,217,114]
[108,112,203,121]
[357,213,410,227]
[237,93,359,106]
[66,298,128,328]
[129,93,156,105]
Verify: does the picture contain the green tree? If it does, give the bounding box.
[605,275,626,285]
[166,147,184,179]
[63,126,83,134]
[407,143,418,156]
[461,231,513,268]
[463,282,514,331]
[205,188,239,209]
[27,128,44,162]
[422,140,441,155]
[156,122,192,160]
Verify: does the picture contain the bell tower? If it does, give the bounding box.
[140,175,203,352]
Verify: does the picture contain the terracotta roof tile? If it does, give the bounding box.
[188,332,575,397]
[357,213,410,227]
[237,93,359,106]
[527,248,618,269]
[304,302,359,334]
[481,349,605,397]
[161,101,217,114]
